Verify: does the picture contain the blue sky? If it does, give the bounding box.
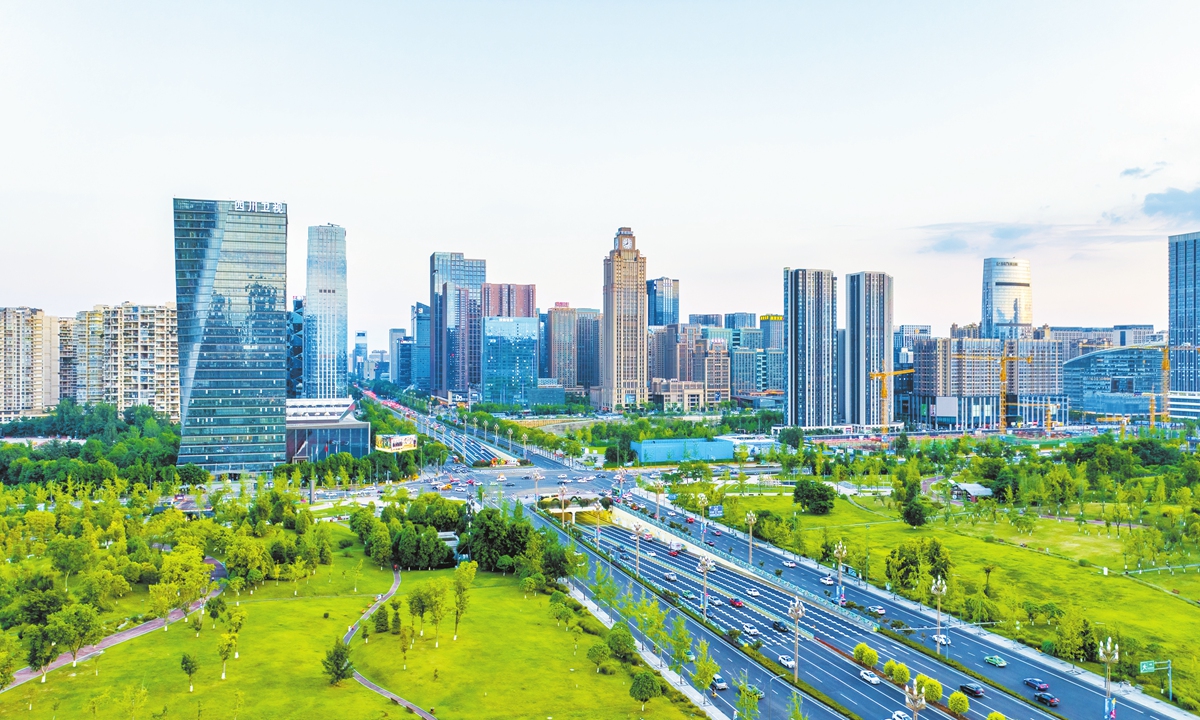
[2,2,1200,344]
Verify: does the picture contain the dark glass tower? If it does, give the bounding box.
[174,198,288,474]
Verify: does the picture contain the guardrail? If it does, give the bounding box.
[611,506,879,632]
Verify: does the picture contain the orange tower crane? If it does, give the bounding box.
[869,368,914,435]
[951,351,1032,430]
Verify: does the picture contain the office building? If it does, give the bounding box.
[784,268,838,427]
[538,311,550,378]
[694,337,730,406]
[647,325,671,380]
[352,332,368,378]
[576,309,601,390]
[688,313,722,327]
[724,312,756,330]
[287,298,305,399]
[412,303,431,392]
[732,327,763,350]
[760,314,785,350]
[391,338,415,388]
[0,308,60,421]
[845,272,894,426]
[546,303,578,390]
[366,350,388,381]
[950,322,981,339]
[647,277,680,326]
[174,198,288,473]
[649,378,706,413]
[912,337,1002,428]
[303,224,348,399]
[481,283,536,318]
[600,228,648,410]
[664,323,703,381]
[430,252,487,397]
[285,398,370,463]
[1009,339,1068,427]
[389,328,408,385]
[480,316,538,406]
[893,325,931,356]
[1034,325,1157,361]
[731,347,786,396]
[981,258,1033,339]
[1064,345,1161,416]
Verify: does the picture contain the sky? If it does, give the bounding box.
[3,2,1200,348]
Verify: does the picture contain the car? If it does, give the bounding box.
[741,623,760,636]
[664,572,678,582]
[706,540,716,546]
[772,620,789,633]
[778,654,796,669]
[685,649,696,662]
[711,674,728,691]
[728,598,744,608]
[747,588,761,597]
[1024,678,1050,691]
[866,605,886,616]
[820,575,835,586]
[932,634,951,646]
[783,560,797,568]
[860,670,881,685]
[668,511,676,516]
[668,550,679,557]
[984,655,1008,668]
[712,530,722,536]
[620,553,631,561]
[891,712,912,720]
[646,551,656,557]
[1034,692,1060,707]
[686,517,695,524]
[744,685,765,699]
[959,683,985,698]
[681,589,696,600]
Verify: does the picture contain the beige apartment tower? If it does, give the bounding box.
[72,302,180,421]
[600,227,648,410]
[0,307,61,421]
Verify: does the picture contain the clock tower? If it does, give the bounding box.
[601,227,648,411]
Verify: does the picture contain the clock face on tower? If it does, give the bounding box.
[622,237,633,249]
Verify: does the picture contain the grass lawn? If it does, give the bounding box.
[356,572,704,720]
[726,495,895,531]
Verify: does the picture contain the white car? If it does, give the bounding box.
[932,634,951,646]
[860,670,881,685]
[783,560,797,568]
[664,572,678,582]
[741,623,760,636]
[646,551,656,557]
[778,654,796,669]
[820,575,835,586]
[747,588,761,597]
[892,712,912,720]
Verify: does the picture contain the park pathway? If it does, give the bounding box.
[2,557,227,692]
[341,568,436,720]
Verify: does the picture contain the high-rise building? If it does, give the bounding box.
[412,303,431,392]
[950,322,981,339]
[100,303,179,420]
[389,328,408,385]
[893,325,931,357]
[174,198,288,473]
[759,314,785,350]
[724,313,756,329]
[732,347,787,396]
[601,227,648,410]
[538,311,550,378]
[647,325,671,380]
[480,316,538,405]
[57,316,77,404]
[546,303,578,390]
[73,307,106,407]
[688,313,722,327]
[366,350,388,382]
[0,308,60,421]
[845,272,894,426]
[912,337,1002,428]
[693,337,730,406]
[665,323,704,381]
[430,252,486,397]
[1170,231,1200,416]
[981,258,1033,339]
[303,224,348,399]
[576,309,601,391]
[481,283,536,318]
[352,332,368,378]
[647,277,680,326]
[784,268,838,427]
[287,298,305,399]
[732,327,763,350]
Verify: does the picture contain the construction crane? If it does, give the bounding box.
[869,368,914,435]
[951,351,1032,430]
[1152,344,1200,428]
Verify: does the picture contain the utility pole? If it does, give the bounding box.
[931,575,948,655]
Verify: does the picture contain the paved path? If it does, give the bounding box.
[2,557,227,692]
[341,568,436,720]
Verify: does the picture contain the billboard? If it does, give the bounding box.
[376,434,418,453]
[708,504,724,518]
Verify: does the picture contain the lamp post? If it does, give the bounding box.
[558,485,568,528]
[533,473,541,507]
[931,575,948,655]
[507,427,513,452]
[833,540,848,603]
[697,493,709,535]
[747,511,758,565]
[698,557,715,619]
[787,598,805,684]
[522,433,528,458]
[1099,636,1119,713]
[905,681,927,720]
[633,522,644,577]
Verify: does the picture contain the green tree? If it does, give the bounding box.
[914,675,943,703]
[629,669,662,711]
[692,639,720,698]
[48,604,103,668]
[986,712,1005,720]
[948,691,970,715]
[1055,606,1085,667]
[787,692,809,720]
[587,642,610,672]
[903,499,928,527]
[735,671,761,720]
[373,609,390,634]
[180,653,199,692]
[121,683,149,720]
[426,578,451,647]
[25,625,58,683]
[550,601,573,628]
[367,521,392,569]
[47,535,90,590]
[452,560,478,640]
[0,633,18,691]
[217,633,236,680]
[321,638,355,685]
[668,614,692,684]
[607,623,637,661]
[892,662,910,685]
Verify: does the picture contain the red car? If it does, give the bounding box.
[686,517,695,524]
[713,530,722,537]
[728,598,744,608]
[668,550,679,557]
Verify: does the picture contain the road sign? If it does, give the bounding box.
[708,504,724,518]
[1140,660,1156,674]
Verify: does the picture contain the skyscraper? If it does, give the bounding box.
[70,302,180,419]
[389,328,408,385]
[412,303,431,392]
[724,312,756,329]
[352,332,368,378]
[845,272,894,426]
[430,252,486,397]
[981,258,1033,339]
[759,314,785,350]
[481,283,536,318]
[0,308,59,421]
[546,303,578,389]
[688,313,722,327]
[601,227,647,410]
[1170,231,1200,394]
[647,277,680,326]
[303,224,348,399]
[784,268,838,427]
[480,316,538,405]
[576,308,601,391]
[174,198,287,473]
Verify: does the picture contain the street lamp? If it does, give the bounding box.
[507,427,513,452]
[522,433,528,458]
[558,485,568,528]
[697,493,709,535]
[904,681,927,720]
[747,511,758,565]
[931,575,948,655]
[697,557,715,619]
[1099,636,1119,712]
[833,540,848,601]
[787,598,805,685]
[633,522,644,577]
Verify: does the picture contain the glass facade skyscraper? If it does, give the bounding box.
[1170,231,1200,393]
[303,224,348,399]
[784,268,838,427]
[647,277,680,326]
[480,316,538,405]
[174,198,288,473]
[430,252,486,396]
[981,258,1033,339]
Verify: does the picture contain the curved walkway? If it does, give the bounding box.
[2,557,227,692]
[341,568,436,720]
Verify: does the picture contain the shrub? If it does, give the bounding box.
[986,712,1006,720]
[338,538,355,549]
[1078,558,1091,567]
[883,659,896,678]
[607,624,636,661]
[323,612,330,619]
[598,660,619,675]
[576,615,608,636]
[892,662,910,685]
[851,642,878,667]
[549,590,567,605]
[915,675,943,703]
[1040,639,1055,655]
[947,691,970,715]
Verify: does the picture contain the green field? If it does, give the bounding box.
[356,572,703,720]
